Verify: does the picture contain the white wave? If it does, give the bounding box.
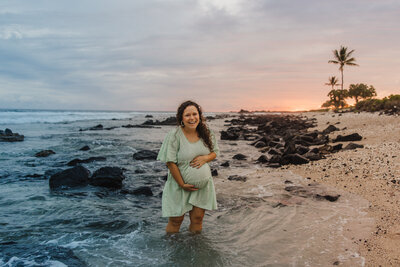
[0,109,145,125]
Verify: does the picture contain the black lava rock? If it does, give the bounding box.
[228,175,247,182]
[220,161,230,167]
[322,125,340,134]
[132,186,153,196]
[333,133,362,142]
[281,154,310,165]
[49,166,90,189]
[0,128,24,142]
[90,124,103,130]
[344,143,364,150]
[132,150,158,160]
[232,153,247,160]
[90,167,125,189]
[79,145,90,151]
[221,131,239,140]
[67,157,107,166]
[35,150,56,157]
[257,155,269,163]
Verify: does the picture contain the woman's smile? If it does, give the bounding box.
[182,105,200,128]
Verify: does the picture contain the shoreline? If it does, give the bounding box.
[286,112,400,266]
[210,111,399,266]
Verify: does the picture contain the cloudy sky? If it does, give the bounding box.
[1,0,399,112]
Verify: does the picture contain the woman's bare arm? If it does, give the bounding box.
[166,162,198,191]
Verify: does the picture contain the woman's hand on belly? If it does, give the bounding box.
[190,155,208,169]
[181,183,199,191]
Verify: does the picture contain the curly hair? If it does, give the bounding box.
[176,100,213,152]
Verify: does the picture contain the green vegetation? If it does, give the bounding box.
[355,94,400,112]
[348,83,377,103]
[322,89,349,110]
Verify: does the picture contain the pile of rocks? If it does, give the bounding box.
[221,114,363,167]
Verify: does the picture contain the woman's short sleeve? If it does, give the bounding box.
[157,128,179,163]
[210,130,220,157]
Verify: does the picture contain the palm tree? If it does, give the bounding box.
[325,76,338,90]
[328,46,359,90]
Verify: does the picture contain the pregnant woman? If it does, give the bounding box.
[157,100,219,234]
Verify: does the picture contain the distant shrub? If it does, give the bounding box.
[355,94,400,112]
[383,94,400,110]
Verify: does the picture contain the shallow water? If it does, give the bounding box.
[0,110,373,266]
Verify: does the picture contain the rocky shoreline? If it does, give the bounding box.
[220,113,364,168]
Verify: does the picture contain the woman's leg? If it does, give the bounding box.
[189,206,205,233]
[166,215,184,233]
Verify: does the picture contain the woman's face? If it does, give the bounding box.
[182,105,200,130]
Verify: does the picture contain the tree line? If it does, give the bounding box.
[322,46,377,110]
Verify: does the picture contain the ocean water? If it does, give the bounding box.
[0,109,373,266]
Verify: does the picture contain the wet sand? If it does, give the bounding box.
[287,112,400,266]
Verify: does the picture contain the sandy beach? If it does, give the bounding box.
[287,111,400,266]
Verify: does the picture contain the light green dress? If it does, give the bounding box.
[157,127,219,217]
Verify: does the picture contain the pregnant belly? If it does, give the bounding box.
[180,163,211,189]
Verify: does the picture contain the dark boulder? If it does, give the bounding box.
[211,169,218,176]
[0,128,24,142]
[90,167,125,189]
[221,131,239,140]
[281,154,309,165]
[317,144,333,154]
[285,184,341,202]
[220,161,230,167]
[142,117,176,126]
[322,125,340,134]
[254,141,267,148]
[228,175,247,182]
[268,148,282,155]
[269,155,282,163]
[295,145,309,155]
[132,186,153,196]
[268,140,283,148]
[284,141,296,155]
[79,145,90,151]
[332,144,343,152]
[90,124,103,130]
[49,166,90,189]
[67,157,107,166]
[303,152,323,161]
[333,133,362,142]
[232,153,247,160]
[344,143,364,150]
[257,155,269,163]
[132,150,158,160]
[145,115,153,118]
[35,150,56,157]
[159,117,177,125]
[315,194,341,202]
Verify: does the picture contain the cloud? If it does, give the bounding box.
[0,0,399,111]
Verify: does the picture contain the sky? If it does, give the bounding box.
[1,0,400,112]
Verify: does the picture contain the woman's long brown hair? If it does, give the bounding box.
[176,100,213,152]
